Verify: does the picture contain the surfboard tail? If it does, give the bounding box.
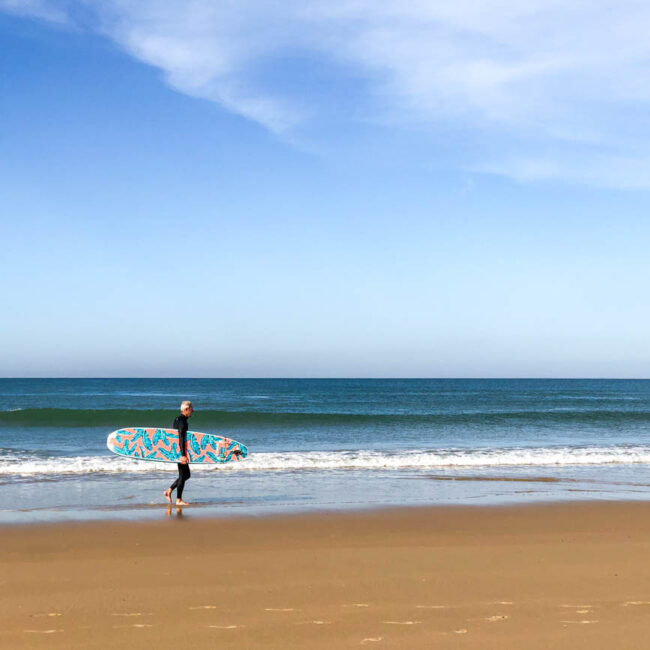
[106,431,118,451]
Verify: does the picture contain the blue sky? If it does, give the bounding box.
[2,1,650,377]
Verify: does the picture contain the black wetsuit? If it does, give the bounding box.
[169,414,190,500]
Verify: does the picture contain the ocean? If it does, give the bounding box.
[2,378,650,523]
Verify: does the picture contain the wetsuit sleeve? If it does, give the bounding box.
[174,416,189,459]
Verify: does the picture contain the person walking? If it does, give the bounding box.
[164,400,193,505]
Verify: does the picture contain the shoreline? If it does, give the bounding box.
[2,501,650,648]
[5,462,650,527]
[1,495,650,529]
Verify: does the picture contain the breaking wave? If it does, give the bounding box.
[2,445,650,477]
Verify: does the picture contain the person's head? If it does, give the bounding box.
[180,400,194,417]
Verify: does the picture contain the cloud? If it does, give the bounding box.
[479,150,650,190]
[0,0,68,23]
[5,0,650,187]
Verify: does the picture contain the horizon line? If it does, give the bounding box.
[2,377,650,381]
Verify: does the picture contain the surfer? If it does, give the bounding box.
[164,401,193,505]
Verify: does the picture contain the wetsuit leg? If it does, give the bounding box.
[175,462,191,500]
[169,462,187,495]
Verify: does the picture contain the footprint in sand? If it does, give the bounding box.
[561,605,593,614]
[484,615,509,622]
[344,603,370,608]
[24,629,62,634]
[189,605,218,610]
[112,623,154,629]
[296,620,332,625]
[383,621,421,625]
[264,608,297,612]
[621,601,650,607]
[560,605,597,624]
[111,613,149,617]
[454,628,468,634]
[31,613,62,618]
[561,621,598,625]
[207,625,242,629]
[361,637,382,644]
[416,605,449,609]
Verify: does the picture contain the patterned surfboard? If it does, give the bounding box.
[107,428,248,464]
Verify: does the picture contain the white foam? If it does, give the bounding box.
[0,455,166,476]
[1,445,650,477]
[229,447,650,471]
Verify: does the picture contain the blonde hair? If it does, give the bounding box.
[180,401,193,411]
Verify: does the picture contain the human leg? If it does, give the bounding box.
[164,463,184,502]
[176,463,191,503]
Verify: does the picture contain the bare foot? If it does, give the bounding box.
[176,499,189,506]
[164,489,172,504]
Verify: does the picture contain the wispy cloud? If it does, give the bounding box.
[6,0,650,187]
[0,0,68,23]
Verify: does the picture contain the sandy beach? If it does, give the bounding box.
[1,502,649,649]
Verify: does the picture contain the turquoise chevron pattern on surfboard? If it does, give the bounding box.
[107,428,248,464]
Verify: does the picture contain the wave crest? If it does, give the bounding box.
[2,446,650,477]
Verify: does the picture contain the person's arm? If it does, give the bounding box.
[176,417,189,463]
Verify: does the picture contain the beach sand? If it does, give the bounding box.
[2,501,650,649]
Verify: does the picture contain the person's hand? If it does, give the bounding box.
[180,455,188,464]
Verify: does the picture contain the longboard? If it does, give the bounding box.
[107,428,247,464]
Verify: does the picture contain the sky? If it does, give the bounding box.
[2,1,650,377]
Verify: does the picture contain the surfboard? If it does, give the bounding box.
[107,428,247,464]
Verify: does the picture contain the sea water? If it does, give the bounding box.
[1,378,650,523]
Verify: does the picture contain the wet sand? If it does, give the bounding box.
[2,501,650,649]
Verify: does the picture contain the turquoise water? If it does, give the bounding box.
[2,378,650,523]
